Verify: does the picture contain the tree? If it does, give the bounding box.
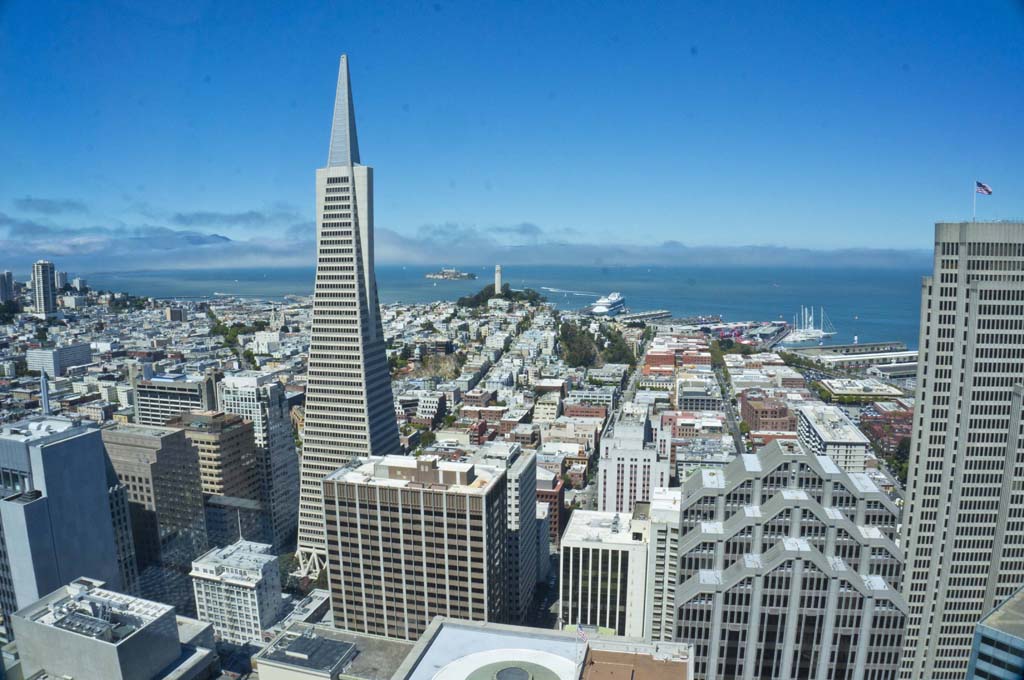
[0,300,20,324]
[739,421,751,435]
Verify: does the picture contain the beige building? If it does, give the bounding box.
[322,454,507,640]
[166,410,259,500]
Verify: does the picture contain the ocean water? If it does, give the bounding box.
[87,264,927,348]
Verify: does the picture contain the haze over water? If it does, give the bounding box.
[88,264,926,349]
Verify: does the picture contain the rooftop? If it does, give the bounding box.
[393,618,690,680]
[191,540,275,582]
[562,511,645,547]
[980,583,1024,640]
[255,622,413,680]
[798,403,869,444]
[15,577,172,645]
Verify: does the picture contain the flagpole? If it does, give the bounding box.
[973,182,977,222]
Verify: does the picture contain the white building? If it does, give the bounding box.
[252,330,282,355]
[297,55,401,577]
[26,343,92,377]
[900,221,1024,679]
[191,540,281,645]
[796,402,871,473]
[218,371,299,552]
[597,404,670,513]
[559,510,649,638]
[532,391,562,423]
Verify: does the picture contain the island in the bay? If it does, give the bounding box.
[425,267,477,280]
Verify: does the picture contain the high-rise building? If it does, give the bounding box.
[0,270,15,303]
[30,260,56,316]
[322,455,507,640]
[9,577,219,680]
[218,371,300,552]
[52,270,67,290]
[190,540,281,645]
[470,441,538,625]
[674,439,906,680]
[900,221,1024,679]
[0,417,125,631]
[101,424,208,612]
[597,403,670,513]
[559,510,650,638]
[296,55,401,576]
[166,410,259,501]
[133,372,218,426]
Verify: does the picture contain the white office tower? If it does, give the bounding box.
[598,403,670,513]
[495,264,502,294]
[219,372,299,552]
[53,270,67,290]
[560,510,650,638]
[675,439,906,680]
[900,221,1024,679]
[296,55,401,577]
[30,260,56,316]
[191,540,281,645]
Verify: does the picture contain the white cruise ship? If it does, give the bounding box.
[589,292,626,316]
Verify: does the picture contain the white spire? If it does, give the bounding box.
[327,54,360,167]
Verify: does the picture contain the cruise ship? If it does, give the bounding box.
[588,292,626,316]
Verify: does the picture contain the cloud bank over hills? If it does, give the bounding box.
[0,197,931,275]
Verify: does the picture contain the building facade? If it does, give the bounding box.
[297,55,401,577]
[166,410,259,500]
[30,260,55,316]
[322,455,507,640]
[598,405,670,513]
[559,510,650,638]
[191,540,281,645]
[471,442,538,625]
[675,439,906,680]
[966,584,1024,680]
[796,402,871,473]
[133,372,218,426]
[101,424,208,612]
[25,343,92,377]
[218,371,300,552]
[0,417,124,630]
[900,221,1024,679]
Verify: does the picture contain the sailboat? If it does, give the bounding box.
[785,306,837,343]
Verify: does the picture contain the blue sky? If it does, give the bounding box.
[1,1,1022,273]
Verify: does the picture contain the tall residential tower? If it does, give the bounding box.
[900,221,1024,679]
[296,55,401,576]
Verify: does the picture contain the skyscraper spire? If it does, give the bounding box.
[295,55,400,578]
[327,54,360,167]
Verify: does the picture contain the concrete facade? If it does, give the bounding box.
[297,55,401,577]
[900,222,1024,679]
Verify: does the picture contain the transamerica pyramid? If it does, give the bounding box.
[296,55,401,576]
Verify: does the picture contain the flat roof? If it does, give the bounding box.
[257,623,412,679]
[981,585,1024,640]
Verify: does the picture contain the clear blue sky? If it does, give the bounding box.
[1,1,1022,272]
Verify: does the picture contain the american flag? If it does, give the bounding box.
[976,181,993,196]
[577,627,588,643]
